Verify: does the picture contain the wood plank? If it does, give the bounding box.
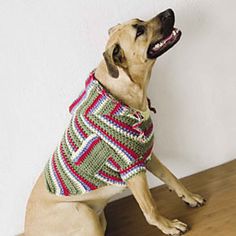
[105,160,236,236]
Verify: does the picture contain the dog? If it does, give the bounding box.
[22,9,205,236]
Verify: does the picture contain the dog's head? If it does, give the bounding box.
[103,9,181,82]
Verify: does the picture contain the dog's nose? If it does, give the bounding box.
[159,9,175,24]
[158,9,175,37]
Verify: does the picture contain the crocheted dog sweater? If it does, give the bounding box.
[44,71,154,196]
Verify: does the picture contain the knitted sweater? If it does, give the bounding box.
[44,71,154,196]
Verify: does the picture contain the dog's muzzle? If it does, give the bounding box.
[147,9,182,59]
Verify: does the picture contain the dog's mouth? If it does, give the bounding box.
[147,28,181,59]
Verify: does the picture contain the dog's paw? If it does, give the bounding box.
[159,218,189,236]
[181,192,206,208]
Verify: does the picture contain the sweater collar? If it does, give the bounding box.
[69,71,150,121]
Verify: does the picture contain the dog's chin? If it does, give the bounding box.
[147,28,182,59]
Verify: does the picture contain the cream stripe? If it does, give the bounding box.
[71,133,98,162]
[94,173,125,186]
[48,151,61,195]
[105,161,119,172]
[121,166,146,180]
[64,131,74,153]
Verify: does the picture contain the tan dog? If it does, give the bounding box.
[22,9,205,236]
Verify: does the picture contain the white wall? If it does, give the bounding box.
[0,0,236,235]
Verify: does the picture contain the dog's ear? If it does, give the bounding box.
[103,43,127,78]
[108,24,121,35]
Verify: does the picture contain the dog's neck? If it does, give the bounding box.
[95,60,151,111]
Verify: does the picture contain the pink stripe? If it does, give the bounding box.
[110,102,122,115]
[74,138,100,165]
[119,159,145,174]
[52,153,70,196]
[69,90,86,113]
[74,116,88,138]
[85,92,104,115]
[98,170,123,182]
[86,73,94,87]
[108,157,121,170]
[104,115,140,135]
[60,144,97,190]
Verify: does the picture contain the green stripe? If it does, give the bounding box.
[54,151,78,195]
[44,161,56,193]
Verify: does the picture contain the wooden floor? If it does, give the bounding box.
[105,160,236,236]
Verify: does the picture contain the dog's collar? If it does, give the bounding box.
[130,106,150,121]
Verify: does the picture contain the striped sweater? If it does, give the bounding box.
[44,71,154,196]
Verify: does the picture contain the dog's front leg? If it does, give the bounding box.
[146,152,206,207]
[127,172,188,235]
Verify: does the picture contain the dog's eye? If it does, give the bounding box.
[113,44,120,56]
[133,24,145,39]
